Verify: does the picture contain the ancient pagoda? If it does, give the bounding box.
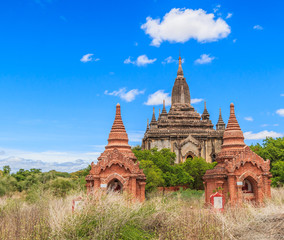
[142,56,225,163]
[86,103,146,202]
[203,103,271,205]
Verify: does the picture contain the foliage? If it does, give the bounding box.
[0,165,91,198]
[184,157,216,190]
[250,137,284,187]
[133,147,216,192]
[250,137,284,164]
[271,161,284,187]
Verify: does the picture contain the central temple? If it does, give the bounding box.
[142,57,225,163]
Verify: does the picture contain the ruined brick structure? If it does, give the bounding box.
[203,103,272,204]
[142,56,225,163]
[86,103,146,202]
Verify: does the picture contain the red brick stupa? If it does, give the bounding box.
[86,104,146,202]
[203,103,271,205]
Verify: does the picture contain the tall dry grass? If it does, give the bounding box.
[0,188,283,240]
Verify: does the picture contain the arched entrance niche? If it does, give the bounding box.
[185,151,195,161]
[241,176,257,201]
[107,178,123,193]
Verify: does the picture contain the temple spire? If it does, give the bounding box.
[221,103,246,151]
[146,119,149,131]
[161,99,167,114]
[216,108,225,130]
[201,101,210,120]
[177,56,184,77]
[150,107,157,128]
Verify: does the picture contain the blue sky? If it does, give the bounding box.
[0,0,283,172]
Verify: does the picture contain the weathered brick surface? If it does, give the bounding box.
[86,104,146,202]
[203,103,272,205]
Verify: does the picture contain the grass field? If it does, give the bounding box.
[0,188,283,240]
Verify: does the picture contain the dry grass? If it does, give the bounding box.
[0,188,283,240]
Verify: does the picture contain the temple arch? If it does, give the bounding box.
[108,178,123,193]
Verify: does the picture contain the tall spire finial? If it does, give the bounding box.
[216,107,225,130]
[201,101,210,120]
[177,54,184,76]
[150,107,157,127]
[146,119,149,130]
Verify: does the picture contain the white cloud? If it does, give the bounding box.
[141,8,231,47]
[280,93,284,97]
[195,54,215,64]
[191,98,203,104]
[0,147,100,172]
[261,124,268,127]
[104,88,145,102]
[276,109,284,117]
[233,39,237,43]
[244,117,253,121]
[244,131,283,140]
[162,56,185,64]
[124,56,134,64]
[226,13,233,19]
[128,131,145,143]
[144,90,171,106]
[253,25,263,30]
[124,55,156,66]
[80,53,100,63]
[134,42,138,46]
[213,5,221,13]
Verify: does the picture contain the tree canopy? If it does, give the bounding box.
[132,146,215,192]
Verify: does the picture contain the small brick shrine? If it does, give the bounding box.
[85,103,146,202]
[203,103,272,205]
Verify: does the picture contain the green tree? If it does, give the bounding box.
[271,161,284,187]
[184,157,216,190]
[250,137,284,165]
[3,165,11,176]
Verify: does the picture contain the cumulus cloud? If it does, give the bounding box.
[0,157,91,173]
[195,54,215,64]
[0,148,100,172]
[104,88,145,102]
[124,55,157,66]
[80,53,100,63]
[191,98,203,104]
[226,13,233,19]
[244,117,253,121]
[244,131,283,140]
[144,90,171,106]
[253,25,263,30]
[162,56,185,64]
[141,8,231,47]
[276,109,284,117]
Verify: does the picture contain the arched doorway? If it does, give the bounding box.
[186,152,195,161]
[242,177,256,201]
[107,179,123,193]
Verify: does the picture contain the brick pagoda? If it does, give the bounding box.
[203,103,272,205]
[86,103,146,202]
